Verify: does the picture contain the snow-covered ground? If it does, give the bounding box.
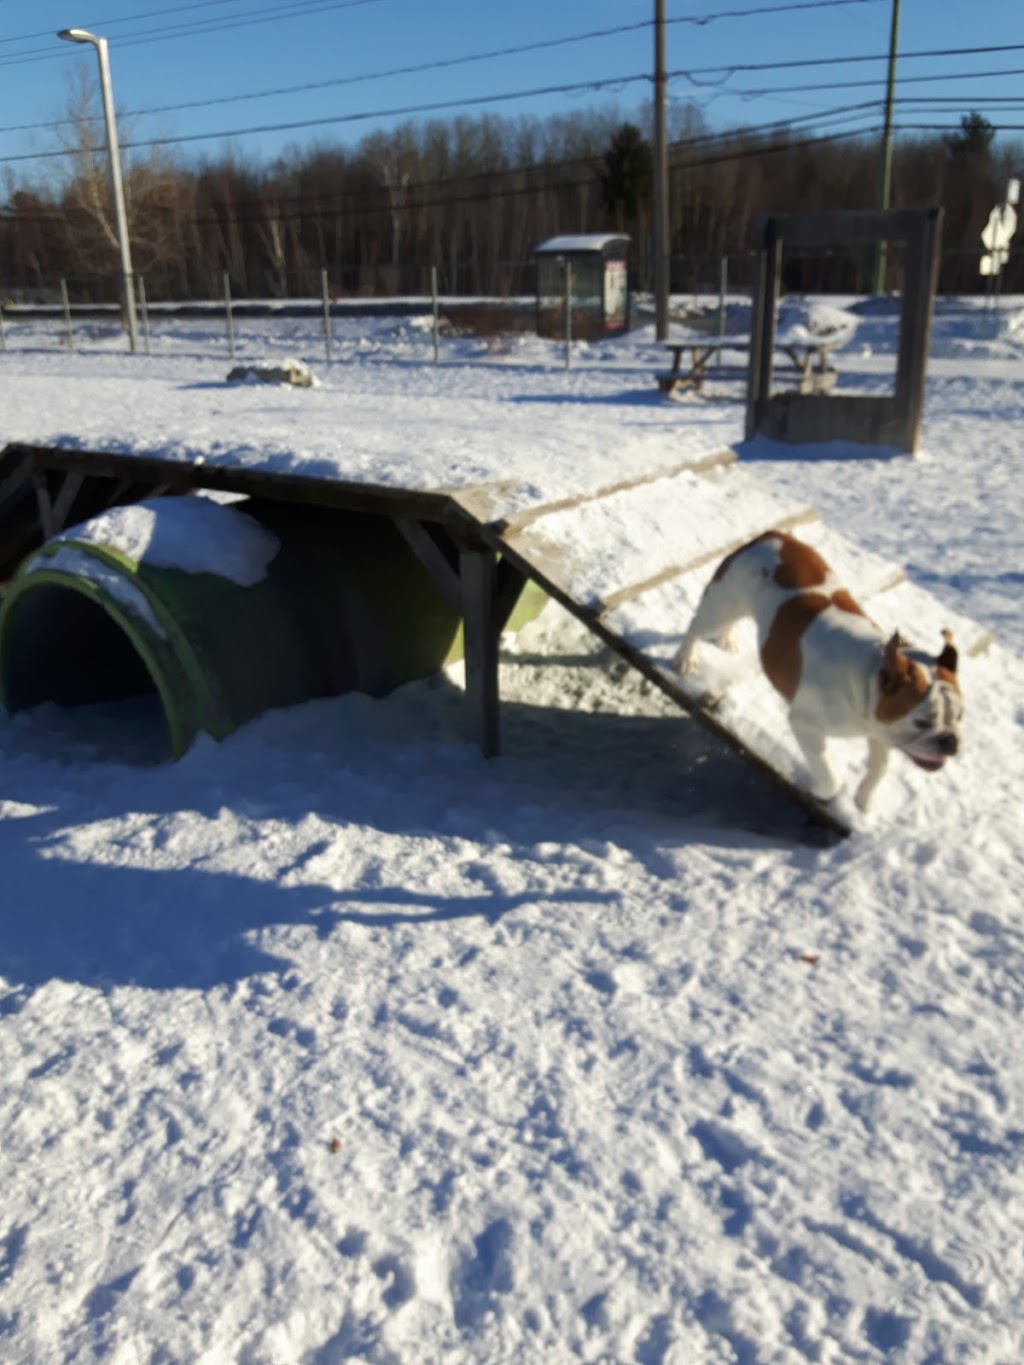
[1,297,1023,1363]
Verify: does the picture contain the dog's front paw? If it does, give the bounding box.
[670,643,697,676]
[715,628,740,654]
[820,789,862,833]
[803,768,842,805]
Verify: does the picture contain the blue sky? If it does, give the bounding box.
[1,0,1021,184]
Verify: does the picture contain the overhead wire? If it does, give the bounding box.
[0,0,250,46]
[3,37,1023,162]
[0,0,385,68]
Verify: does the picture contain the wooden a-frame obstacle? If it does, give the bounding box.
[746,208,943,452]
[1,438,992,839]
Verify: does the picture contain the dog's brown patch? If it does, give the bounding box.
[772,534,830,591]
[711,535,762,584]
[876,638,930,723]
[830,588,865,616]
[761,591,831,700]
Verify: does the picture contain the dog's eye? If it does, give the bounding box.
[914,719,932,730]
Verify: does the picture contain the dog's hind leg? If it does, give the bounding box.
[671,576,746,675]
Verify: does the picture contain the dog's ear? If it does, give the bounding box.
[936,628,958,675]
[879,632,907,693]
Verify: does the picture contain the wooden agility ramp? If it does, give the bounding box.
[454,447,991,837]
[4,440,992,839]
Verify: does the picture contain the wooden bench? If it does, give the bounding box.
[656,332,840,399]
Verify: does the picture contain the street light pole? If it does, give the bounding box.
[58,28,138,353]
[653,0,669,340]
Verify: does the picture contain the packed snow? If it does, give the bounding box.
[1,296,1023,1363]
[58,500,282,588]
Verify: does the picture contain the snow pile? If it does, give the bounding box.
[58,498,281,586]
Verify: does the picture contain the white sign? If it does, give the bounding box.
[981,203,1017,251]
[980,201,1017,276]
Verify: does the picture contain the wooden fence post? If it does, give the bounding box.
[321,268,332,362]
[431,264,440,364]
[223,271,235,359]
[60,278,74,353]
[137,275,151,356]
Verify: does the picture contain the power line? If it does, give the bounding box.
[0,111,890,226]
[0,71,649,166]
[11,112,1020,236]
[720,65,1024,101]
[668,41,1024,90]
[1,0,879,123]
[8,122,889,230]
[0,66,902,173]
[3,35,1022,167]
[0,0,385,69]
[4,60,1019,141]
[0,0,248,46]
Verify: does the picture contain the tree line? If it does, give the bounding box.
[1,93,1020,304]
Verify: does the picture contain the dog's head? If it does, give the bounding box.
[875,631,963,772]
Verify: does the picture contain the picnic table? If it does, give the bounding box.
[656,330,841,398]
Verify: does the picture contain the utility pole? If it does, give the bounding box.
[872,0,901,295]
[653,0,669,339]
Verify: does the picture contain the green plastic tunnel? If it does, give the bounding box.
[0,494,545,757]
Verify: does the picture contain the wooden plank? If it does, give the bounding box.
[597,506,819,617]
[483,448,736,538]
[771,208,929,249]
[395,517,461,612]
[18,443,455,524]
[500,465,815,615]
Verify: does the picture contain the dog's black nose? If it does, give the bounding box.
[937,732,959,756]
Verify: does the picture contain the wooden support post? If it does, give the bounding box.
[895,207,942,453]
[33,473,56,540]
[395,517,461,611]
[460,545,501,758]
[50,470,86,533]
[752,221,781,436]
[745,239,768,440]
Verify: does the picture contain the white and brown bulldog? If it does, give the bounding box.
[671,530,963,812]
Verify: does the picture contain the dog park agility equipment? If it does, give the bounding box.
[0,490,543,758]
[0,437,991,839]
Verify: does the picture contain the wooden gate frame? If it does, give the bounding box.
[745,207,944,453]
